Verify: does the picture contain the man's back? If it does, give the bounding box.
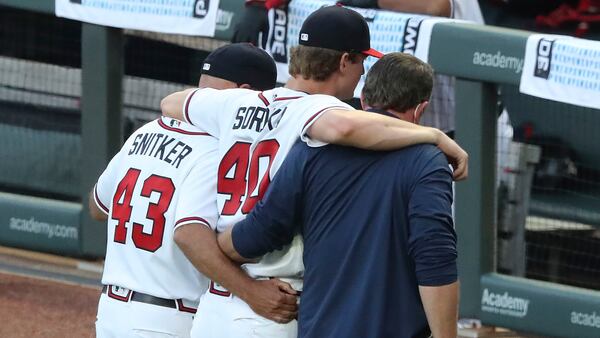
[299,143,455,337]
[235,142,457,338]
[183,86,352,284]
[94,117,218,301]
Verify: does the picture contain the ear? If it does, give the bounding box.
[360,92,368,110]
[339,52,351,73]
[414,101,428,124]
[238,83,252,89]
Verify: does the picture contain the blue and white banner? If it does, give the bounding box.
[277,0,471,96]
[56,0,220,37]
[520,34,600,110]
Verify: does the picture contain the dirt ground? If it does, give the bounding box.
[0,272,100,338]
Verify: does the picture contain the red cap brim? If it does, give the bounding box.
[362,48,383,58]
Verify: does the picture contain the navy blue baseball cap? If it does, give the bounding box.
[298,5,383,58]
[201,43,277,90]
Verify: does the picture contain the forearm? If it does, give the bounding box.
[377,0,451,17]
[310,109,441,151]
[419,281,459,338]
[218,227,258,263]
[174,224,256,301]
[344,122,441,151]
[160,89,195,121]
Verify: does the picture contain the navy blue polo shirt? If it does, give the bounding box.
[233,140,457,338]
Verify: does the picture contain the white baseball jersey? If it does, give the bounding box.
[183,87,353,287]
[94,116,219,302]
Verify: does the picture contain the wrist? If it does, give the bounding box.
[431,128,444,145]
[234,276,257,302]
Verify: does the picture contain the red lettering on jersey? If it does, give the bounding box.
[242,139,280,213]
[111,168,175,252]
[112,168,141,244]
[132,175,175,252]
[217,139,280,215]
[218,142,251,215]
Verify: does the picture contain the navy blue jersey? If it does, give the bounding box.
[233,141,457,338]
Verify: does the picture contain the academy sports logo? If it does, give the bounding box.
[481,288,530,318]
[534,38,555,79]
[571,310,600,328]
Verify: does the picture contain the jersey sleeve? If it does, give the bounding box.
[93,151,124,216]
[296,95,354,148]
[232,142,306,258]
[183,88,246,138]
[406,149,457,287]
[174,147,219,231]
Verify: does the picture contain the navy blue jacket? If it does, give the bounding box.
[233,141,457,338]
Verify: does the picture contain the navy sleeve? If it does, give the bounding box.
[232,143,306,259]
[407,149,457,286]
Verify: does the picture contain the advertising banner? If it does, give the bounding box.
[56,0,220,37]
[520,34,600,109]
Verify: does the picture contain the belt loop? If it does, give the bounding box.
[176,299,198,314]
[106,285,132,302]
[209,281,231,297]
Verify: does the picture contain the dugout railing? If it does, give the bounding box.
[1,1,600,337]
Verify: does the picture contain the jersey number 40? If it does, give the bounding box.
[111,168,175,252]
[218,139,280,215]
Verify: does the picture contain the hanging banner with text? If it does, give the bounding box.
[269,0,472,95]
[56,0,220,37]
[520,34,600,110]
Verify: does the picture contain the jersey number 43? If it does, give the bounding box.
[217,139,280,215]
[111,168,175,252]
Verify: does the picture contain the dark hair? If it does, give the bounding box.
[362,53,434,112]
[289,45,361,81]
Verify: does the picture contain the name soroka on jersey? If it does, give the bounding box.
[128,132,193,168]
[232,106,287,132]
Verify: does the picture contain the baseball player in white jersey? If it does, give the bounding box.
[89,43,287,338]
[161,6,469,338]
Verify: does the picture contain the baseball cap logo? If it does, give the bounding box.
[300,33,309,41]
[203,63,211,71]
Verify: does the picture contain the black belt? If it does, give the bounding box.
[102,285,197,313]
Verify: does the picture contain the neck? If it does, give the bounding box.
[368,106,413,123]
[285,76,338,97]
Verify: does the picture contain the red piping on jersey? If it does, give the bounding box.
[303,105,350,130]
[107,286,132,302]
[175,216,211,228]
[258,92,270,106]
[273,96,302,101]
[158,118,209,136]
[184,89,200,125]
[176,299,198,314]
[94,185,109,214]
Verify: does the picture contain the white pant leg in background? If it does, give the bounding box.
[191,291,297,338]
[95,293,194,338]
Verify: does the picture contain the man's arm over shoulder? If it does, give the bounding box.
[406,146,458,337]
[218,142,307,261]
[307,108,468,180]
[160,88,196,122]
[161,88,247,137]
